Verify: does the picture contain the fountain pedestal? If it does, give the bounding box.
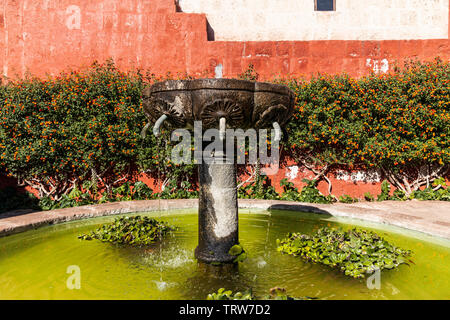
[195,156,238,264]
[142,79,294,265]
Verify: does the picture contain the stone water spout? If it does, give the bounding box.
[143,79,295,264]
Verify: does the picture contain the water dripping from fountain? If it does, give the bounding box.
[155,133,166,299]
[263,208,272,263]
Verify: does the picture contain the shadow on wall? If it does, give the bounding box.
[175,0,182,12]
[206,20,215,41]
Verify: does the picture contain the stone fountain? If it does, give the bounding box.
[143,79,294,264]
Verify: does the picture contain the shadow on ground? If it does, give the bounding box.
[268,203,332,218]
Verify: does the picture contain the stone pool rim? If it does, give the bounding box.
[0,199,449,240]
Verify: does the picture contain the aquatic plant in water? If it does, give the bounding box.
[228,244,248,263]
[277,227,413,279]
[78,216,175,246]
[207,287,317,300]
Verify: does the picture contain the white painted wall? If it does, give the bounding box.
[178,0,449,41]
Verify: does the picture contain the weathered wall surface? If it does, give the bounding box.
[0,0,449,198]
[178,0,449,41]
[0,0,449,79]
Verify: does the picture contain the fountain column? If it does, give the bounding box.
[195,151,239,264]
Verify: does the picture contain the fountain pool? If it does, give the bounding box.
[0,209,449,300]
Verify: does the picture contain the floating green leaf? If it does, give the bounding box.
[228,244,243,256]
[228,244,247,263]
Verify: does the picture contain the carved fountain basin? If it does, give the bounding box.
[143,79,295,131]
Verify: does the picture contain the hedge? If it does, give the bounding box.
[284,58,449,196]
[0,58,448,201]
[0,60,193,200]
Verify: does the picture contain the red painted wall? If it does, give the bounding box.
[1,0,449,199]
[1,0,448,79]
[136,162,384,200]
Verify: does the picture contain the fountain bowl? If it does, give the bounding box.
[142,79,296,131]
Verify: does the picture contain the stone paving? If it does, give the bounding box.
[0,199,449,240]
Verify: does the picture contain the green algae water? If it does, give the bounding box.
[0,209,449,300]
